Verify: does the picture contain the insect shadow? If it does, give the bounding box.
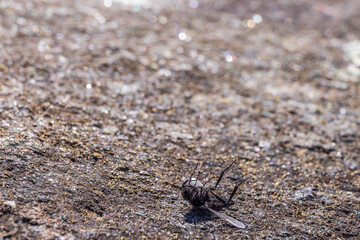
[184,207,213,224]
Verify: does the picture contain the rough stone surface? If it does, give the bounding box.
[0,0,359,239]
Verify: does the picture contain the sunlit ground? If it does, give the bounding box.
[0,0,359,239]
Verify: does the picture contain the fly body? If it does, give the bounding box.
[181,160,247,229]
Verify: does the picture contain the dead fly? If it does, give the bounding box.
[181,160,247,229]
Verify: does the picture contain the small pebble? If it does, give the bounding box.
[4,200,16,209]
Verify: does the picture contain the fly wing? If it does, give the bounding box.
[207,207,246,229]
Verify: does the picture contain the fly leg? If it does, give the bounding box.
[213,159,237,190]
[227,177,248,205]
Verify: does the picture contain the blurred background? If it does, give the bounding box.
[0,0,359,239]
